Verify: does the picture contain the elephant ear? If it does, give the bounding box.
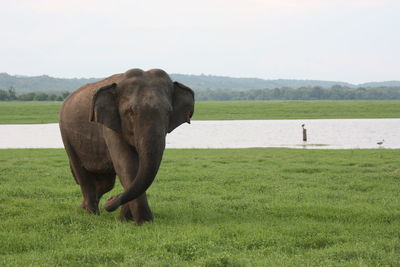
[90,83,121,133]
[168,81,195,133]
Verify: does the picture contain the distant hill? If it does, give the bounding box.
[170,74,354,90]
[0,73,100,93]
[0,72,398,93]
[358,81,400,87]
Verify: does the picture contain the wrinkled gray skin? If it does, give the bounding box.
[59,69,194,225]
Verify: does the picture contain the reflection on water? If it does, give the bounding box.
[0,119,399,149]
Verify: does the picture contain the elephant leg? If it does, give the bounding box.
[119,204,133,221]
[94,173,116,202]
[115,156,154,224]
[130,192,153,225]
[64,143,99,215]
[118,164,154,224]
[77,172,99,215]
[103,130,153,224]
[119,193,153,224]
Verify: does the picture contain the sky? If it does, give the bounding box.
[0,0,399,84]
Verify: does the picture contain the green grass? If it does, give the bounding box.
[0,148,399,266]
[193,100,400,120]
[0,101,61,124]
[1,100,400,124]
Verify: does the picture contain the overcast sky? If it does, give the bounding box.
[1,0,399,83]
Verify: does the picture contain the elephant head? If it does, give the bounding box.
[89,69,194,211]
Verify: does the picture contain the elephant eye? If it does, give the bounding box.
[124,107,135,115]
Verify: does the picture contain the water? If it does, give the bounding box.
[0,119,399,149]
[167,119,400,149]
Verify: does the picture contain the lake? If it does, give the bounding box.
[0,119,399,149]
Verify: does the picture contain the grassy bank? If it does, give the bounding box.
[1,100,400,124]
[193,100,400,120]
[0,101,61,124]
[0,148,399,266]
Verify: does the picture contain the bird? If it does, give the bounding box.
[301,124,305,128]
[377,139,384,146]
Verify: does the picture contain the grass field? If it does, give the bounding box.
[0,148,399,266]
[193,101,400,120]
[0,100,399,124]
[0,102,61,124]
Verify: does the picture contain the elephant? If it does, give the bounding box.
[59,68,194,225]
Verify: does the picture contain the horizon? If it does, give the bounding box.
[1,1,399,84]
[1,71,398,85]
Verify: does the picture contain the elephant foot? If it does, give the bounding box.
[132,204,153,225]
[134,211,153,226]
[119,204,133,221]
[79,200,100,215]
[118,203,153,225]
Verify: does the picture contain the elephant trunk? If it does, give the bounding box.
[104,127,165,211]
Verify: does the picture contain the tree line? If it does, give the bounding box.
[0,87,70,101]
[1,85,400,101]
[194,86,400,101]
